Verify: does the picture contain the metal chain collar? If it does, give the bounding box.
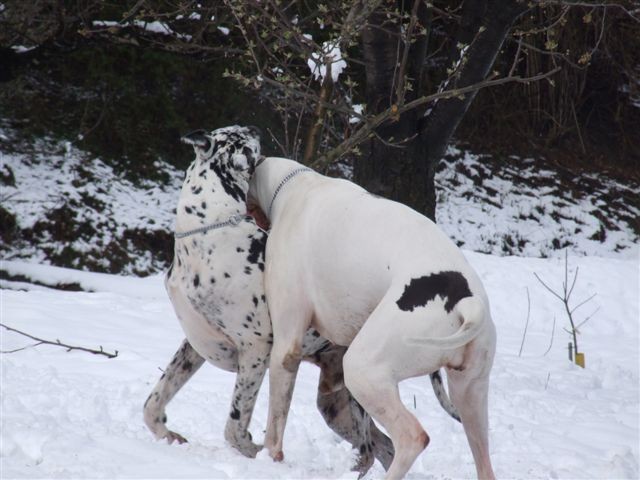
[174,214,253,239]
[267,167,312,218]
[174,164,311,239]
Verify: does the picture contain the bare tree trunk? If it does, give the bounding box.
[355,0,528,221]
[355,3,432,216]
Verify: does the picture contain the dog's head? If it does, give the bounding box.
[181,125,261,174]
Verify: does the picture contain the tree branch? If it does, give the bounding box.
[0,323,119,358]
[312,66,560,169]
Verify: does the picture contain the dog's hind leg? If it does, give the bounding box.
[144,338,205,444]
[343,306,435,480]
[446,334,496,480]
[343,360,428,480]
[312,345,395,476]
[224,343,271,458]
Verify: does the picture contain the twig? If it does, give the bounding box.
[313,67,562,168]
[570,292,597,315]
[508,36,524,78]
[533,250,597,361]
[0,323,119,358]
[519,287,531,357]
[576,307,600,330]
[543,316,556,356]
[394,0,423,107]
[534,272,564,302]
[526,1,639,23]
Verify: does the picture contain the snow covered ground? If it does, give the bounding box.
[1,124,639,478]
[1,251,638,479]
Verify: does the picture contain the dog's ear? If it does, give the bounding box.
[181,129,212,154]
[231,128,261,171]
[231,146,257,172]
[247,125,262,139]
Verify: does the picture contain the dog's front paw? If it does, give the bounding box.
[227,439,262,458]
[270,449,284,462]
[225,424,262,458]
[165,431,189,445]
[352,446,375,479]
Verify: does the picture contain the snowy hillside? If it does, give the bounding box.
[1,124,638,277]
[0,126,183,276]
[1,253,638,479]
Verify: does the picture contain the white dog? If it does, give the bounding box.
[248,157,497,479]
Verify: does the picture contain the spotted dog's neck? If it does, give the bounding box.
[175,158,250,235]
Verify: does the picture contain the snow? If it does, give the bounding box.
[436,146,639,259]
[307,41,347,83]
[1,252,638,479]
[10,46,36,54]
[92,20,192,41]
[0,131,183,274]
[349,104,364,125]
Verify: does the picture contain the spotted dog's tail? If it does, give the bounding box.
[409,296,485,349]
[430,370,461,423]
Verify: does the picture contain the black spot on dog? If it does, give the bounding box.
[324,403,338,421]
[246,315,253,323]
[237,247,245,253]
[210,277,216,284]
[201,201,207,209]
[182,360,194,372]
[247,235,266,271]
[244,266,252,275]
[396,271,472,313]
[211,162,246,203]
[193,274,200,287]
[224,272,231,278]
[167,262,174,279]
[230,407,240,420]
[252,296,259,308]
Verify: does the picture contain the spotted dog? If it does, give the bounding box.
[143,126,394,475]
[248,157,498,479]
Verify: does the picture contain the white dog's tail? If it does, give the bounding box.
[409,296,485,349]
